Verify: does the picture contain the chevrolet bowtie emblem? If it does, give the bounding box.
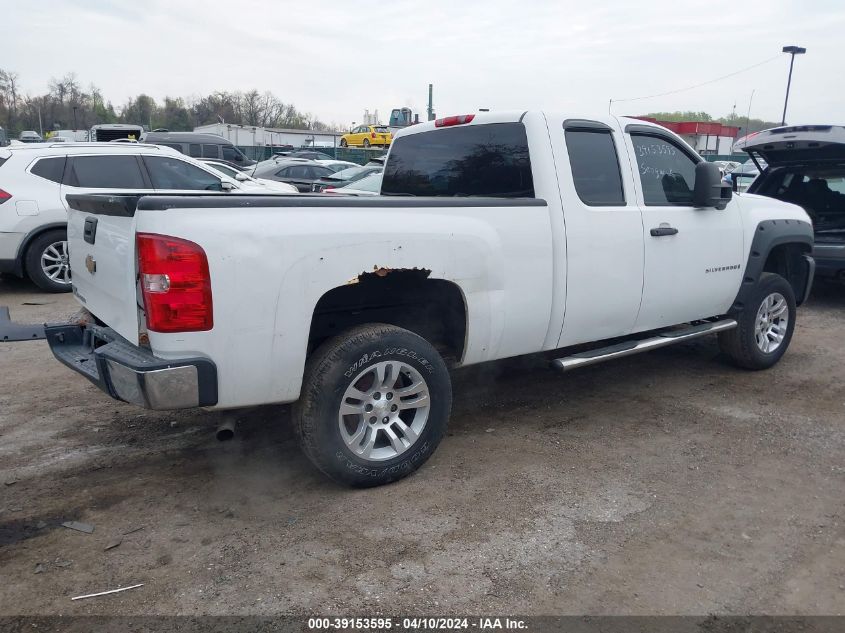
[85,254,97,274]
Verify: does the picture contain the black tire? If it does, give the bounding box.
[340,138,348,148]
[362,138,371,148]
[24,229,72,293]
[294,323,452,487]
[719,272,796,370]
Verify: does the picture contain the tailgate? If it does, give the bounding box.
[66,195,141,343]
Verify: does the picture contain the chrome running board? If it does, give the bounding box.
[552,319,738,372]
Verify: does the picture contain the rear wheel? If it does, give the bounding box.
[719,272,796,370]
[363,138,371,148]
[340,138,348,148]
[294,324,451,487]
[25,229,72,293]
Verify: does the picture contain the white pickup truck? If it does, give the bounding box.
[43,111,815,487]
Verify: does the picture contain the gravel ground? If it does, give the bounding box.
[0,275,843,616]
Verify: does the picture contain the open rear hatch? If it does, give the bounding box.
[741,126,845,244]
[66,194,142,343]
[736,125,845,168]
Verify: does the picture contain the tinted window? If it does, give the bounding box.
[159,143,184,154]
[189,144,202,157]
[202,144,219,158]
[382,123,534,197]
[221,145,243,162]
[31,157,66,184]
[285,165,312,178]
[312,166,334,178]
[67,156,147,188]
[631,135,697,205]
[144,156,222,190]
[565,130,625,205]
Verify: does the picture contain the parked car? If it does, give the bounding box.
[340,125,392,148]
[310,165,383,192]
[0,143,291,292]
[141,132,255,168]
[723,158,766,193]
[738,124,845,281]
[286,150,335,161]
[251,159,337,192]
[50,129,90,143]
[326,172,382,195]
[198,159,297,193]
[90,123,144,143]
[19,131,43,143]
[315,159,359,172]
[46,111,813,488]
[713,160,741,174]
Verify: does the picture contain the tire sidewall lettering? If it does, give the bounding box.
[344,346,435,378]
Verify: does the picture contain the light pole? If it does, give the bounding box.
[781,45,806,125]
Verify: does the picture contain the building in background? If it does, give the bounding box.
[193,123,342,149]
[635,118,740,155]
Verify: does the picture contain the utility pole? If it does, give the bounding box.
[781,45,806,126]
[427,84,434,122]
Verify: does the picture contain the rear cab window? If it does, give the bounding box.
[382,122,534,197]
[565,128,625,206]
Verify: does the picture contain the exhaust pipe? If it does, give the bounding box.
[216,417,237,442]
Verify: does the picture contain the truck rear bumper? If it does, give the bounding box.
[45,322,218,410]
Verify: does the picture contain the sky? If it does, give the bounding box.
[4,0,844,127]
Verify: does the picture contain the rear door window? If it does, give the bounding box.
[31,156,67,184]
[565,130,625,206]
[189,144,202,157]
[382,122,534,197]
[202,144,219,158]
[66,155,147,188]
[143,156,223,190]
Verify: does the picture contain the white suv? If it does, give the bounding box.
[0,143,296,292]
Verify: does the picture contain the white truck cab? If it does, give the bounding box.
[34,111,814,486]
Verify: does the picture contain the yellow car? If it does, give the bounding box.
[340,125,392,148]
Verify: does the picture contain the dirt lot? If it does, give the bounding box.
[0,274,843,616]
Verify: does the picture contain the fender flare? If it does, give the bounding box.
[731,219,814,311]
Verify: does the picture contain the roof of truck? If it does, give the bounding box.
[392,111,667,140]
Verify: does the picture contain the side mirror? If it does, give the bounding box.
[220,180,235,191]
[234,172,249,181]
[694,161,732,210]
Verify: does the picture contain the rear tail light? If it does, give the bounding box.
[137,233,213,333]
[371,132,376,138]
[0,188,11,205]
[434,114,475,128]
[323,187,336,193]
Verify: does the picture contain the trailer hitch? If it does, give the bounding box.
[0,306,46,342]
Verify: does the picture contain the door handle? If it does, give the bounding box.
[650,226,679,237]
